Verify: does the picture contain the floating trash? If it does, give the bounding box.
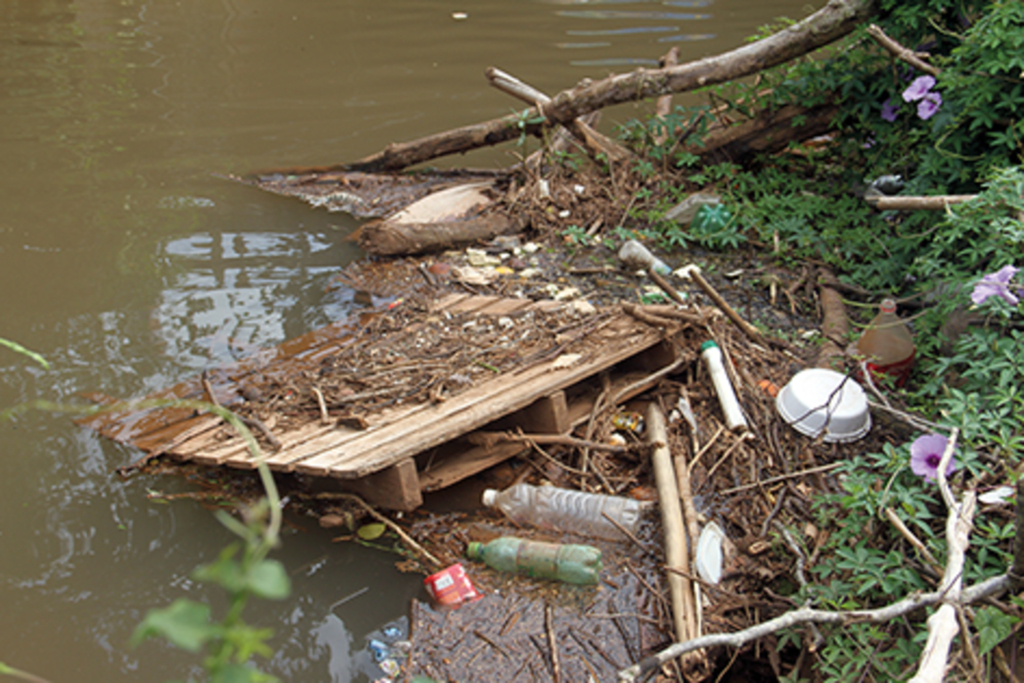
[695,521,725,585]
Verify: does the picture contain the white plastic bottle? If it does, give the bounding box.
[701,340,748,433]
[481,483,648,541]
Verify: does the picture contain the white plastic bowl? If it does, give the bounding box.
[776,369,871,442]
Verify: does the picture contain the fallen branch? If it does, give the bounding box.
[342,0,876,172]
[487,67,632,164]
[909,428,972,683]
[647,403,707,677]
[617,572,1009,683]
[866,23,940,76]
[468,430,633,454]
[816,266,849,371]
[677,265,765,344]
[653,47,680,146]
[620,428,994,683]
[310,492,442,568]
[866,195,977,211]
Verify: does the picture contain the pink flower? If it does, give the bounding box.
[902,75,936,103]
[910,434,956,482]
[881,98,899,122]
[971,264,1020,306]
[902,75,942,120]
[917,92,942,120]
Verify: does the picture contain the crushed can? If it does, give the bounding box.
[423,563,482,608]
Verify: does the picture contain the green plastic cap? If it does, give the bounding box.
[700,340,718,352]
[466,542,482,560]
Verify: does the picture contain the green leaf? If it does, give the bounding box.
[975,605,1017,656]
[245,560,291,600]
[0,338,50,370]
[131,598,218,652]
[357,523,386,541]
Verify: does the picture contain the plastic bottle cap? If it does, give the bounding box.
[700,340,718,352]
[481,489,498,507]
[466,542,482,560]
[879,299,896,314]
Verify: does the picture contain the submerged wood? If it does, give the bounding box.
[234,168,507,219]
[342,0,875,172]
[356,181,519,255]
[690,100,840,166]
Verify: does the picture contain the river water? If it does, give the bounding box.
[1,0,816,680]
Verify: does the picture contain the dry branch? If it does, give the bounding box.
[866,23,940,76]
[620,427,1001,683]
[909,429,972,683]
[486,67,631,164]
[647,403,707,678]
[867,195,978,211]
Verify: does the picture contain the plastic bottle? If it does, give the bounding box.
[618,239,671,276]
[700,340,748,432]
[854,298,916,386]
[481,483,647,541]
[465,537,602,585]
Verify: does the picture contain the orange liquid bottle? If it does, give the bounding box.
[854,298,916,386]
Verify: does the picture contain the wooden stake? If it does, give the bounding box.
[647,403,706,676]
[677,265,764,344]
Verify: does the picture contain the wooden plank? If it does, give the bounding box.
[293,319,661,478]
[132,415,224,454]
[444,295,504,314]
[418,441,527,492]
[317,458,423,511]
[80,296,525,448]
[513,390,569,435]
[473,298,539,316]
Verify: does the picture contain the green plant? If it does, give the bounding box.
[560,224,590,246]
[510,107,547,152]
[0,662,52,683]
[129,405,289,683]
[0,338,49,370]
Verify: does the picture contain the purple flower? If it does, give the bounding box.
[881,99,899,122]
[902,75,937,102]
[910,434,957,482]
[917,92,942,120]
[971,264,1020,306]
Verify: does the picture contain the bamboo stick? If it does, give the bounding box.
[647,403,706,675]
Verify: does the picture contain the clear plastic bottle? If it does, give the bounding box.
[854,299,916,386]
[465,537,602,585]
[481,483,647,541]
[618,239,671,275]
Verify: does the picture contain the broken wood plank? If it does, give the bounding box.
[418,441,527,493]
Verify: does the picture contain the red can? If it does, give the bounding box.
[423,563,482,608]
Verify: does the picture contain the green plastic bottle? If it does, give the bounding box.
[465,537,602,585]
[691,203,733,232]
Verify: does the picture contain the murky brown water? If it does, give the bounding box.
[1,0,817,680]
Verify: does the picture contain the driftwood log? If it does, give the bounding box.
[339,0,876,173]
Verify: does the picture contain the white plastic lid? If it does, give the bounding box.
[481,489,498,507]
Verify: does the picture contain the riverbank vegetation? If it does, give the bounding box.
[597,1,1024,680]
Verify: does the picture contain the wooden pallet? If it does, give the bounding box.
[80,295,677,510]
